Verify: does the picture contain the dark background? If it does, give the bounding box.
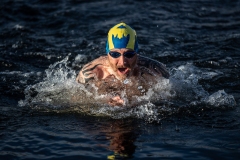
[0,0,240,159]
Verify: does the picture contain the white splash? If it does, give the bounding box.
[18,56,236,122]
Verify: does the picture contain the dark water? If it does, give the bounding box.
[1,0,240,159]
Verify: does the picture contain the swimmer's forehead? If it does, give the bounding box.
[110,48,135,52]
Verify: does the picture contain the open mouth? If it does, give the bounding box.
[118,68,128,74]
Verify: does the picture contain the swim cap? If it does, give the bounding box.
[106,22,138,53]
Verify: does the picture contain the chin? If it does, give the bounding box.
[118,72,130,80]
[119,75,128,80]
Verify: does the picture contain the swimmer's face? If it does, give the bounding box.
[108,48,137,80]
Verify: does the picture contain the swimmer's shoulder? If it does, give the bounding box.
[137,55,170,78]
[76,56,108,83]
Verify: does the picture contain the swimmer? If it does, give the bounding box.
[76,22,169,106]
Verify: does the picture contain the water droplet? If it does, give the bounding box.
[138,86,143,90]
[123,79,130,84]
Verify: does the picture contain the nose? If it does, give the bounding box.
[118,55,126,66]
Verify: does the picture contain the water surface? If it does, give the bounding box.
[0,0,240,159]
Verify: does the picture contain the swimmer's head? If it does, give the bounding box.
[106,22,138,53]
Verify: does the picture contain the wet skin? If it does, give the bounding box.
[107,48,137,80]
[76,48,169,106]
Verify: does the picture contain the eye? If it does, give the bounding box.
[109,52,121,58]
[124,52,136,58]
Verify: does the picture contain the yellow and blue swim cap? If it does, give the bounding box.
[106,22,138,53]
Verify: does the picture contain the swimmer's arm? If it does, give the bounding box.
[108,95,124,106]
[138,55,170,78]
[76,63,102,83]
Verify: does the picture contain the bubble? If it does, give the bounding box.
[12,44,18,48]
[203,90,236,108]
[123,79,130,84]
[36,72,42,77]
[74,54,87,63]
[14,24,24,30]
[137,86,143,90]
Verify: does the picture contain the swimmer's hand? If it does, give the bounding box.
[108,95,124,106]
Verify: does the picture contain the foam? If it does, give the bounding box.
[203,90,236,108]
[18,56,236,122]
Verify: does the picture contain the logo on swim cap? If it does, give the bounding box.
[106,22,138,53]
